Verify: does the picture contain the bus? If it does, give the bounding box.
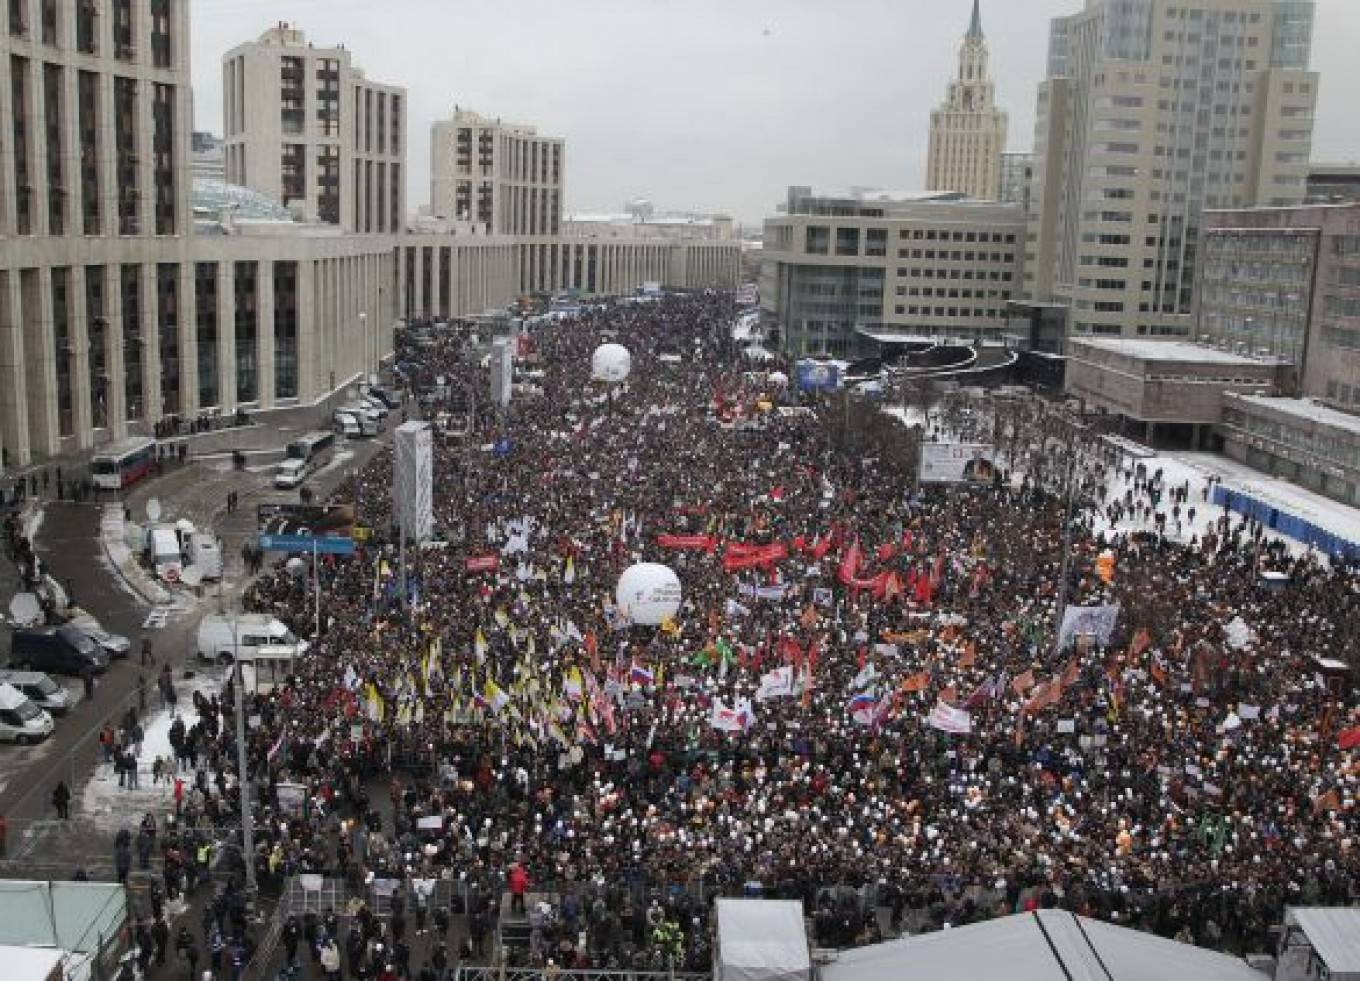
[90,438,158,491]
[285,431,336,465]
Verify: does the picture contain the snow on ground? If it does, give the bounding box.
[79,668,224,832]
[22,502,45,541]
[886,401,1360,556]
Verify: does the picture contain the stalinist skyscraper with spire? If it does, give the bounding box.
[926,0,1008,200]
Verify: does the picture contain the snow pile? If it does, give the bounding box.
[78,669,224,832]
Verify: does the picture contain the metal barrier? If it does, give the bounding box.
[453,969,708,981]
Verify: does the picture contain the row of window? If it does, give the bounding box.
[7,0,173,69]
[893,305,1006,320]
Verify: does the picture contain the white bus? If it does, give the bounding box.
[90,437,158,491]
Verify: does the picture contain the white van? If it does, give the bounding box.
[335,410,377,437]
[274,458,309,489]
[0,670,73,715]
[188,534,223,581]
[196,613,308,665]
[0,682,55,744]
[148,527,184,582]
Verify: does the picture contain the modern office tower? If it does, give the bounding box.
[1026,0,1318,342]
[222,23,406,232]
[926,0,1008,201]
[429,109,563,236]
[760,186,1025,357]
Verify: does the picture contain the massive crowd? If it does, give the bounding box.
[161,291,1359,977]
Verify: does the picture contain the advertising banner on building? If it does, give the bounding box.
[796,361,842,393]
[257,503,357,554]
[918,443,1000,484]
[394,421,434,544]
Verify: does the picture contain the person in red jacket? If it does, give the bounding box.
[507,861,530,914]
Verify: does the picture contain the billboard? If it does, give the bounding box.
[394,421,434,544]
[489,337,514,409]
[258,503,357,554]
[796,360,841,392]
[919,443,1000,484]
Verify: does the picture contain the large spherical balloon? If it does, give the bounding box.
[592,343,632,383]
[615,563,682,626]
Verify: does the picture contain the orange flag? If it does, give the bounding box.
[1061,657,1080,690]
[899,671,931,694]
[958,641,977,669]
[1011,669,1036,695]
[1023,682,1050,715]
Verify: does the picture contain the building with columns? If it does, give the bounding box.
[0,3,740,471]
[926,0,1008,202]
[222,23,405,233]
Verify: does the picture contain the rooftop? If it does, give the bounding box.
[1228,394,1360,435]
[1070,338,1280,366]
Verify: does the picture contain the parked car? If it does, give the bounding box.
[65,613,132,659]
[0,670,73,715]
[0,683,54,744]
[367,386,401,409]
[10,625,108,675]
[195,613,308,665]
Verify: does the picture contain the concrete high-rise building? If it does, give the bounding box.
[222,23,406,233]
[926,0,1008,201]
[1026,0,1318,343]
[429,109,563,236]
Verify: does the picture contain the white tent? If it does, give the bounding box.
[1279,907,1360,981]
[819,910,1264,981]
[715,899,810,981]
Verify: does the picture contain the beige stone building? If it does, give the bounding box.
[222,24,405,233]
[1026,0,1318,342]
[0,3,741,471]
[429,109,562,236]
[926,0,1007,202]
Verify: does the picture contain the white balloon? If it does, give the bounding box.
[615,563,682,626]
[591,343,632,383]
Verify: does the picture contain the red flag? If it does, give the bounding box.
[1061,657,1080,689]
[958,641,977,669]
[1011,670,1036,694]
[877,543,896,562]
[465,555,500,573]
[938,685,958,706]
[1339,726,1360,751]
[838,539,863,586]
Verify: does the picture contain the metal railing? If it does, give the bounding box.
[454,969,707,981]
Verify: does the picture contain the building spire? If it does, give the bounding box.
[967,0,984,41]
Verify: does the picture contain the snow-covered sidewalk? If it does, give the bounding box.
[79,669,224,832]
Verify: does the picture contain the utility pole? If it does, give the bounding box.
[231,625,258,902]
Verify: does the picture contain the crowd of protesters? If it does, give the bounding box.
[125,291,1359,978]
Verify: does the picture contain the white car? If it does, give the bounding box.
[274,459,308,489]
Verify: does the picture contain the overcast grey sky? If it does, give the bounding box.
[191,0,1360,225]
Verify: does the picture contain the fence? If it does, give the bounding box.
[453,969,707,981]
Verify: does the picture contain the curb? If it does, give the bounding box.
[98,505,173,607]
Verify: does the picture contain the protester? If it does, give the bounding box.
[122,294,1355,974]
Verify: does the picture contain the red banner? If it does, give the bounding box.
[656,534,718,552]
[465,555,501,573]
[722,543,788,573]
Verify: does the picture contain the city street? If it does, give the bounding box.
[0,427,390,864]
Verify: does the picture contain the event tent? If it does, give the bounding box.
[1278,907,1360,981]
[714,899,811,981]
[818,909,1264,981]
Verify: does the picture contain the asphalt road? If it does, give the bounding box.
[0,430,390,828]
